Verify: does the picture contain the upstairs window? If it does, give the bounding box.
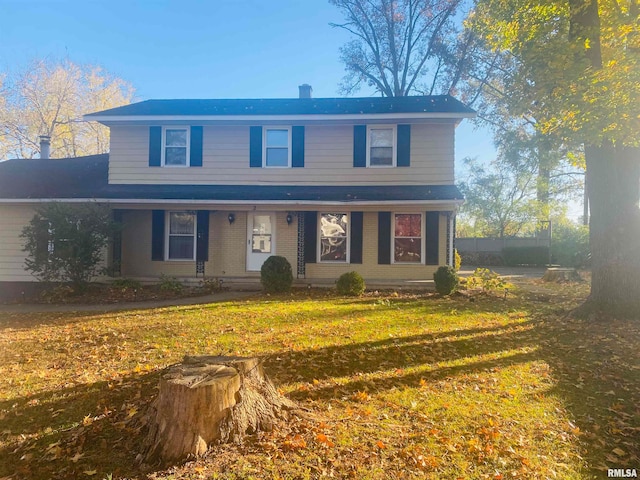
[264,127,291,167]
[162,127,190,166]
[393,213,422,263]
[368,126,396,167]
[166,211,196,260]
[319,213,349,262]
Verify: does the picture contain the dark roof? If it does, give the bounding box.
[86,95,475,117]
[0,155,462,202]
[0,155,109,198]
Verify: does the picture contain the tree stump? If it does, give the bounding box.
[140,355,296,465]
[541,267,582,283]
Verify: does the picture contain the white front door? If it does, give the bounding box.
[247,212,275,271]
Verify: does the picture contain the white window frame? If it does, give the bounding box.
[263,126,292,168]
[366,125,397,168]
[165,210,197,261]
[391,212,425,264]
[161,126,190,167]
[318,212,350,263]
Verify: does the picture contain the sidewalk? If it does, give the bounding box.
[0,290,256,314]
[459,266,547,280]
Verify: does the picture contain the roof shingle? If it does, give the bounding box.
[86,95,475,118]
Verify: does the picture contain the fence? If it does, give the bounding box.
[456,236,550,253]
[456,236,551,266]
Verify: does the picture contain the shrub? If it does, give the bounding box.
[454,249,462,271]
[336,271,366,296]
[433,266,459,295]
[502,246,549,266]
[260,256,293,293]
[465,268,506,292]
[110,278,142,291]
[458,251,504,266]
[21,202,120,290]
[200,277,224,293]
[551,223,590,267]
[158,274,184,293]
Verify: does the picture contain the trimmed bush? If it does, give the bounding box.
[454,249,462,271]
[336,271,366,296]
[502,246,549,266]
[433,266,459,295]
[260,256,293,293]
[458,251,504,266]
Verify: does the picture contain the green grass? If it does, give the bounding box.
[0,281,638,479]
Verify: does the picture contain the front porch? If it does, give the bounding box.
[109,207,457,284]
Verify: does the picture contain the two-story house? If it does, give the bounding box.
[0,86,474,297]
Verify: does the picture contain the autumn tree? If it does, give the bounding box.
[0,58,134,160]
[458,156,541,237]
[471,0,640,316]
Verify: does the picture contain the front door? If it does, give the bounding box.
[247,212,275,271]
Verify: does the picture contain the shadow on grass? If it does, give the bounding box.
[267,310,640,473]
[265,320,538,387]
[0,370,162,480]
[2,291,638,478]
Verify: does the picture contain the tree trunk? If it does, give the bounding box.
[140,355,297,466]
[585,145,640,317]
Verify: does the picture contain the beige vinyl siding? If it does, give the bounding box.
[108,124,454,185]
[0,205,36,281]
[119,208,447,281]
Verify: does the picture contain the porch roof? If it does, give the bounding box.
[0,155,462,203]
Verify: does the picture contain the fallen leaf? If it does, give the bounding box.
[70,452,84,463]
[316,433,335,447]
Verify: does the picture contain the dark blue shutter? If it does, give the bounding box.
[397,124,411,167]
[190,126,203,167]
[378,212,391,264]
[353,125,367,167]
[250,126,262,167]
[151,210,165,261]
[425,212,440,265]
[350,212,363,264]
[149,126,162,167]
[292,126,305,167]
[112,210,123,275]
[196,210,209,262]
[303,211,317,263]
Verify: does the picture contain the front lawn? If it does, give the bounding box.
[0,281,638,479]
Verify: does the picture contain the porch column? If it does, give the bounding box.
[446,212,455,267]
[297,212,305,278]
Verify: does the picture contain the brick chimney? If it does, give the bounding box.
[39,136,51,159]
[298,84,313,99]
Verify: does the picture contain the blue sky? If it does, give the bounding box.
[0,0,493,164]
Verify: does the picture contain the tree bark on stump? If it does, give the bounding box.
[140,355,296,465]
[542,268,582,283]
